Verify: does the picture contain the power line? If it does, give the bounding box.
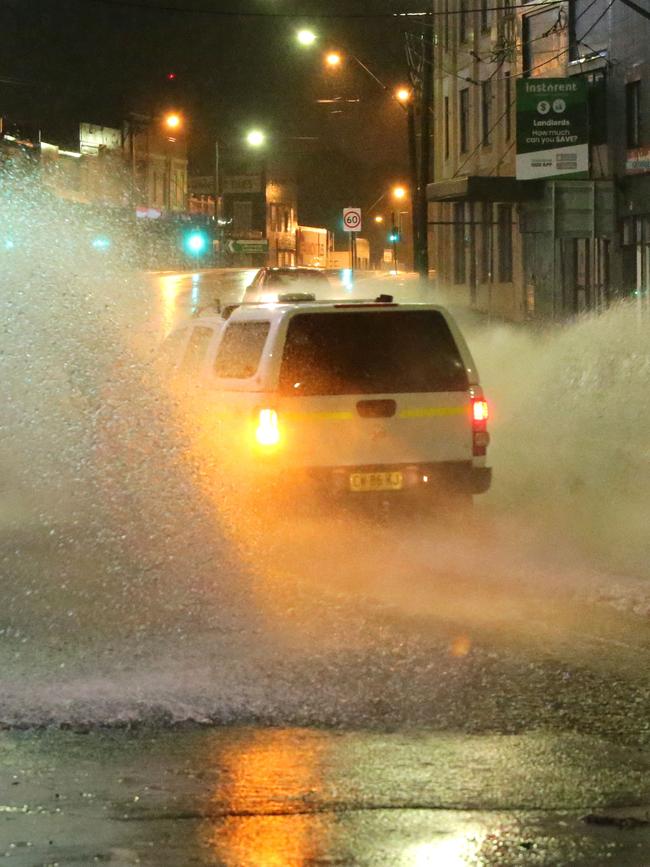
[618,0,650,20]
[452,0,614,178]
[83,0,435,18]
[78,0,596,20]
[411,0,601,73]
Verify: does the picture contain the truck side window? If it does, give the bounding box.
[214,321,270,378]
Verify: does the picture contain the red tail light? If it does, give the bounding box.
[471,398,489,456]
[472,399,488,425]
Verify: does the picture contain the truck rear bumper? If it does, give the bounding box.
[260,461,492,497]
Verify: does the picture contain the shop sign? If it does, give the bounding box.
[516,78,589,180]
[626,147,650,174]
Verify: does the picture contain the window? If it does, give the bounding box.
[278,311,468,396]
[522,7,568,78]
[481,202,492,282]
[454,203,466,284]
[444,96,450,159]
[481,79,492,145]
[444,0,450,50]
[588,70,607,146]
[459,0,469,43]
[504,71,512,141]
[180,326,214,375]
[481,0,490,32]
[459,88,470,154]
[497,204,513,282]
[626,80,641,149]
[233,200,252,235]
[214,321,270,378]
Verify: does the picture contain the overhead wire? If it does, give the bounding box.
[78,0,609,20]
[407,0,601,78]
[451,0,615,178]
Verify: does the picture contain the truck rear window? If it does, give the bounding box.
[279,311,469,395]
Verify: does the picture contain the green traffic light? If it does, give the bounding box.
[91,236,111,251]
[184,230,209,255]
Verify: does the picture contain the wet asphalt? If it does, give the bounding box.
[2,270,649,864]
[2,724,650,866]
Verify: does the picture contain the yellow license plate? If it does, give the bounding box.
[349,471,403,492]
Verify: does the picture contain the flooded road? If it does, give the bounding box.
[1,201,649,864]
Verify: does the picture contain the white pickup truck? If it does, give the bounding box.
[164,296,491,508]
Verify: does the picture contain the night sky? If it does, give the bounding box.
[1,0,428,227]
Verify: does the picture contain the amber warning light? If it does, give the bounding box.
[255,408,280,447]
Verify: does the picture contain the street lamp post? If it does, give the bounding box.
[395,88,420,275]
[163,111,183,213]
[213,128,267,264]
[391,211,399,273]
[319,43,419,274]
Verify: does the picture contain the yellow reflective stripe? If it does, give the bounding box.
[398,406,467,419]
[283,410,354,421]
[282,406,467,421]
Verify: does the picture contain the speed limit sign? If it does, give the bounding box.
[343,207,362,232]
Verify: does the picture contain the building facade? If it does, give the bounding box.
[427,0,650,320]
[220,156,298,267]
[123,114,188,215]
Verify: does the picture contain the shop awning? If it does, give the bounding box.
[426,176,544,203]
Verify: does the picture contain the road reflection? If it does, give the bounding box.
[149,267,255,338]
[205,729,330,866]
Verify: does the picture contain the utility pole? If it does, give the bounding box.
[391,211,399,272]
[407,98,419,274]
[417,30,433,280]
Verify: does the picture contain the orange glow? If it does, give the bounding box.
[255,408,280,447]
[392,185,407,200]
[450,635,472,657]
[472,399,488,424]
[395,86,411,104]
[163,112,182,130]
[374,215,384,223]
[206,730,328,865]
[325,51,342,67]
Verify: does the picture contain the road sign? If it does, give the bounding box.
[516,78,589,180]
[343,207,362,232]
[225,239,269,254]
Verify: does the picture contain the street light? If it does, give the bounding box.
[392,185,407,201]
[395,87,412,105]
[313,44,422,274]
[246,128,266,148]
[325,51,343,68]
[163,112,182,131]
[374,215,384,224]
[296,28,317,46]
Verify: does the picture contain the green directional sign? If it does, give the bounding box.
[516,78,589,180]
[226,239,269,254]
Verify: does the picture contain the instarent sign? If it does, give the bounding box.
[516,78,589,180]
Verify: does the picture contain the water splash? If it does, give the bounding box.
[0,174,648,728]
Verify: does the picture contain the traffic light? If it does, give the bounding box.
[91,236,111,251]
[183,230,209,256]
[388,229,400,243]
